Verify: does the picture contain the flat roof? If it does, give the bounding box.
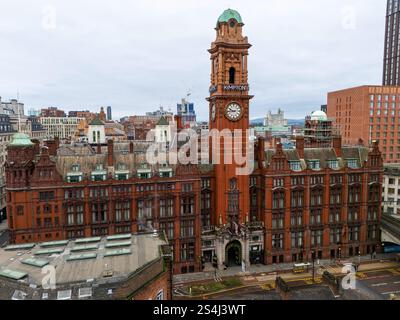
[0,233,166,286]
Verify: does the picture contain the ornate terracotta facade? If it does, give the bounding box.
[4,10,384,274]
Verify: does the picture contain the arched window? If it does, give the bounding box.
[229,67,236,84]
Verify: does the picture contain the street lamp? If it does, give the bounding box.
[311,250,316,283]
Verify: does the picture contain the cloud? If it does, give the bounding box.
[0,0,386,120]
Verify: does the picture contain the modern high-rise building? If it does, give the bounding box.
[327,85,400,163]
[177,97,196,128]
[383,0,400,85]
[107,106,112,121]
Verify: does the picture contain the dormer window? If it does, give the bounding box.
[91,164,106,181]
[346,159,359,169]
[137,168,152,179]
[67,164,82,183]
[115,173,129,181]
[159,167,173,178]
[289,161,301,171]
[328,160,339,170]
[307,160,320,170]
[115,163,129,180]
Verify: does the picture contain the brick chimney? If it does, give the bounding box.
[54,136,60,149]
[44,140,58,156]
[333,136,342,157]
[296,136,305,159]
[129,141,134,154]
[32,139,40,155]
[107,139,114,167]
[257,137,265,168]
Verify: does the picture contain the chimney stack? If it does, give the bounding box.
[44,139,58,156]
[333,136,342,157]
[296,136,305,159]
[107,139,114,167]
[54,136,60,149]
[32,139,40,155]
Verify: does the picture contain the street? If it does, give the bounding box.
[358,268,400,298]
[174,259,400,300]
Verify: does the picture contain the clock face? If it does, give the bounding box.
[211,104,216,122]
[225,103,242,121]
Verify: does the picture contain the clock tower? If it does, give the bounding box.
[208,9,253,229]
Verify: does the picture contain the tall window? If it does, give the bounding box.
[229,67,235,84]
[330,228,342,244]
[91,203,107,223]
[180,242,195,262]
[311,229,323,247]
[273,191,285,209]
[272,233,284,249]
[181,197,194,215]
[291,190,304,208]
[115,201,130,222]
[310,188,323,206]
[291,231,304,249]
[160,198,174,218]
[180,219,194,238]
[201,192,211,227]
[160,221,174,240]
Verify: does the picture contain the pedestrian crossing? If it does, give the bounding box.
[214,270,223,282]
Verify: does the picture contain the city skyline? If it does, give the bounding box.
[0,0,386,120]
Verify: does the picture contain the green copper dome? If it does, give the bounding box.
[218,9,243,25]
[9,133,34,147]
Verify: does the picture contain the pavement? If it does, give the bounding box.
[0,220,9,247]
[173,253,396,285]
[173,254,400,300]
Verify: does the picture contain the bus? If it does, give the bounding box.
[293,263,311,274]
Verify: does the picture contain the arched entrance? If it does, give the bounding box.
[225,240,242,267]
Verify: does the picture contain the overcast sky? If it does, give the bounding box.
[0,0,387,120]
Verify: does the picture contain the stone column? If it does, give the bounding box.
[243,237,250,271]
[217,237,225,270]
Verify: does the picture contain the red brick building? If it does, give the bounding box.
[40,107,66,118]
[327,85,400,163]
[5,9,384,274]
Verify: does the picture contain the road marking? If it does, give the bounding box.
[381,290,400,295]
[371,283,388,287]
